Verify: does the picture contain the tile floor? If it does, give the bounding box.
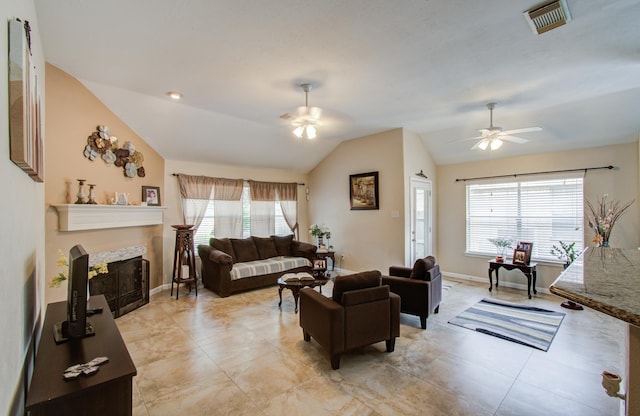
[117,277,626,415]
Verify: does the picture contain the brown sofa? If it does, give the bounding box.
[381,256,442,329]
[198,235,316,297]
[299,270,400,369]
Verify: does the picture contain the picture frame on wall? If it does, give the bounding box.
[8,18,42,181]
[142,186,161,206]
[349,171,379,210]
[516,241,533,264]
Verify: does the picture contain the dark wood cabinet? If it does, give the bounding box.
[26,295,136,416]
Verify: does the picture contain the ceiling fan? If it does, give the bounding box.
[465,103,542,150]
[280,83,322,139]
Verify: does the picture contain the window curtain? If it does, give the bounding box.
[213,178,244,238]
[249,180,277,237]
[275,183,298,238]
[177,174,215,230]
[248,181,298,238]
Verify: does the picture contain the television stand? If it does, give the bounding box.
[26,295,136,416]
[52,320,95,344]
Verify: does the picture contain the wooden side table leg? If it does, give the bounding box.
[292,287,301,313]
[532,268,538,294]
[526,273,532,299]
[488,268,493,292]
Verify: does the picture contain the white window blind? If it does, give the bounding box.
[194,183,291,246]
[466,176,584,262]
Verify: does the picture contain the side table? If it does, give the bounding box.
[488,259,537,299]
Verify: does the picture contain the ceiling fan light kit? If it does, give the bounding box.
[286,83,322,140]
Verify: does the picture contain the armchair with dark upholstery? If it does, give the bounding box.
[381,256,442,329]
[299,270,400,370]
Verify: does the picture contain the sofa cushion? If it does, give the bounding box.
[410,256,436,280]
[272,234,294,256]
[253,236,278,260]
[210,238,236,263]
[230,238,259,263]
[332,270,381,304]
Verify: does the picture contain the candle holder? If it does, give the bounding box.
[75,179,86,204]
[87,184,97,204]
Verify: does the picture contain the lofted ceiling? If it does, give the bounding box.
[34,0,640,172]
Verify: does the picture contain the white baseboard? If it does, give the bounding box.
[442,270,551,295]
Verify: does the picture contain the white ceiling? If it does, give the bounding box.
[34,0,640,172]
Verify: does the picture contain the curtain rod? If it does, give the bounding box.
[455,165,614,182]
[170,173,305,186]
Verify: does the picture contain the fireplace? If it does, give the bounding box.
[89,246,150,318]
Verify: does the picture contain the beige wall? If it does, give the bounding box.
[1,1,45,414]
[402,129,438,264]
[44,64,165,302]
[163,159,309,286]
[308,129,406,272]
[437,141,639,290]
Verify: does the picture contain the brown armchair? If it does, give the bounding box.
[299,270,400,370]
[381,256,442,329]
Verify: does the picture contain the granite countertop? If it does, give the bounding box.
[549,247,640,327]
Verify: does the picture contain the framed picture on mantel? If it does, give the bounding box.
[142,186,161,206]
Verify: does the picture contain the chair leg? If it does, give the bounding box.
[386,338,396,352]
[330,354,340,370]
[420,316,427,329]
[303,330,311,342]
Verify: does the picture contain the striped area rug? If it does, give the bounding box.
[448,298,565,351]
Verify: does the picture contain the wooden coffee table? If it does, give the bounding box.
[277,276,329,313]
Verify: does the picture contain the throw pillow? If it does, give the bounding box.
[210,238,236,263]
[272,234,294,256]
[230,238,259,263]
[410,256,436,280]
[332,270,381,304]
[252,236,278,260]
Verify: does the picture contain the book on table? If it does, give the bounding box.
[283,272,314,282]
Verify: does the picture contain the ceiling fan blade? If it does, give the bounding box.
[462,135,484,141]
[500,135,529,144]
[501,127,542,135]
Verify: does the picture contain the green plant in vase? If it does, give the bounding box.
[550,241,578,269]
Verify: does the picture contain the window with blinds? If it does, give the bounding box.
[194,184,290,246]
[466,176,584,262]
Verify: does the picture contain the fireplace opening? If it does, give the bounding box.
[89,256,150,318]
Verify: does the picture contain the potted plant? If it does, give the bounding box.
[550,241,578,269]
[488,237,513,262]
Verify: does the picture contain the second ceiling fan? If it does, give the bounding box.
[466,103,542,150]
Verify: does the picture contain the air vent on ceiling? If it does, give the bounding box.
[524,0,571,35]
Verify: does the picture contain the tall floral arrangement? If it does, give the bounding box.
[585,195,634,247]
[309,224,329,238]
[49,249,109,288]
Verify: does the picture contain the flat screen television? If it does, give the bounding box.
[53,244,96,343]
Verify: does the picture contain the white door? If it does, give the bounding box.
[410,178,432,264]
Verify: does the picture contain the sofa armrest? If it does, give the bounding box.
[426,264,441,282]
[197,244,233,296]
[299,288,344,353]
[292,240,317,262]
[388,266,412,278]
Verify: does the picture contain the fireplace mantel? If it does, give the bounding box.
[52,204,166,231]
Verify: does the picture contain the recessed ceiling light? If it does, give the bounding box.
[167,91,182,100]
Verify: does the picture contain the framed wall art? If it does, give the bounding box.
[142,186,161,206]
[8,18,42,181]
[349,171,379,210]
